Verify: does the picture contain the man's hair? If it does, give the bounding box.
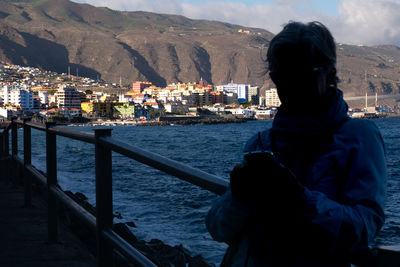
[267,21,338,87]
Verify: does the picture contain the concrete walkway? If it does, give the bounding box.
[0,177,96,267]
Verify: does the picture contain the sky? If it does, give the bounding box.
[71,0,400,46]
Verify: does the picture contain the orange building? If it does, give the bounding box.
[132,81,152,94]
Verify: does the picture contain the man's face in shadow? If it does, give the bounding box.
[269,44,329,110]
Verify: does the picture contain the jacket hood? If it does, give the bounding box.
[271,88,349,169]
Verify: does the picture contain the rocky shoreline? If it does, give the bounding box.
[63,116,251,127]
[138,116,250,126]
[61,190,214,267]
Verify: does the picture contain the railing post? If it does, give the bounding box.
[0,131,4,180]
[23,118,32,207]
[0,132,4,157]
[4,126,9,156]
[11,118,18,184]
[11,117,17,157]
[46,122,58,242]
[94,128,113,267]
[1,125,10,181]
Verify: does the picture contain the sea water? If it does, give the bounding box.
[23,118,400,264]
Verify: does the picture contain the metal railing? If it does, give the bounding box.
[0,119,398,267]
[0,118,228,267]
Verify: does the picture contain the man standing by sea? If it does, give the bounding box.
[206,21,387,266]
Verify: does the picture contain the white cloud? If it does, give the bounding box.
[71,0,400,46]
[333,0,400,45]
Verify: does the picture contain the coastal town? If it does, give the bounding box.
[0,62,282,125]
[0,62,397,125]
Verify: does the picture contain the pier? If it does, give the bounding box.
[0,176,96,266]
[0,119,399,266]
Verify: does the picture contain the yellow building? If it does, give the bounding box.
[99,94,118,102]
[82,101,118,117]
[93,102,117,117]
[81,102,94,113]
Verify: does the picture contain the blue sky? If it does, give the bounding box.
[179,0,340,15]
[72,0,400,46]
[311,0,340,15]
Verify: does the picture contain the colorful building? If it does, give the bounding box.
[113,103,135,118]
[81,102,94,113]
[132,81,152,94]
[81,101,117,117]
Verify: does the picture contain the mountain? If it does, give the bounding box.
[0,0,400,99]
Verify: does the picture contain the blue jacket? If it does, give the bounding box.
[206,91,386,266]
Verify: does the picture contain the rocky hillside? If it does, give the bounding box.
[1,0,400,98]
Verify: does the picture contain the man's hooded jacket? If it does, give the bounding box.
[206,89,386,266]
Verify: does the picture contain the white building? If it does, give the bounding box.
[56,85,81,109]
[158,90,183,103]
[39,108,80,119]
[0,106,19,119]
[118,94,132,103]
[265,88,281,107]
[205,106,226,113]
[222,83,250,103]
[164,102,188,114]
[237,84,249,103]
[215,85,224,92]
[222,83,238,94]
[0,85,34,110]
[255,107,277,119]
[229,108,254,118]
[38,91,49,105]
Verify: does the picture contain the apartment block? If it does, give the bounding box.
[265,88,281,107]
[0,85,34,110]
[56,85,81,109]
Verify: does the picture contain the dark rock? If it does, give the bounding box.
[114,211,123,219]
[113,223,138,244]
[75,192,88,201]
[189,255,215,267]
[57,191,214,266]
[125,221,136,228]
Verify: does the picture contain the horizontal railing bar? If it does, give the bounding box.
[11,121,94,143]
[19,157,96,231]
[100,136,228,196]
[0,123,11,134]
[26,164,46,185]
[50,185,97,231]
[48,127,95,144]
[0,123,11,133]
[102,229,157,267]
[25,121,47,131]
[14,155,24,166]
[15,119,24,125]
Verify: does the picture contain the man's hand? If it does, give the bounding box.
[229,152,304,206]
